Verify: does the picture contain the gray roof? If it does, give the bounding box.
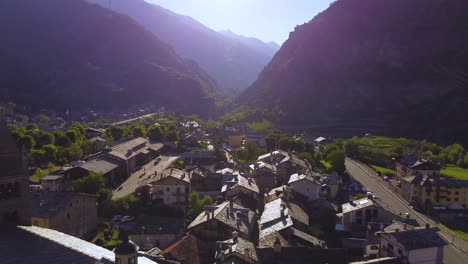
[260,198,309,226]
[30,191,76,218]
[385,227,447,250]
[288,173,320,185]
[109,137,163,160]
[342,198,375,214]
[188,201,255,236]
[0,226,157,264]
[79,155,121,175]
[222,174,260,194]
[218,237,258,262]
[41,174,63,181]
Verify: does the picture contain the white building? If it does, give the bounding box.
[377,224,446,264]
[287,173,321,201]
[146,168,190,212]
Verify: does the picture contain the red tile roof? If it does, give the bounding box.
[160,234,210,264]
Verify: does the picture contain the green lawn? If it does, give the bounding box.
[439,224,468,241]
[320,160,333,170]
[370,165,396,176]
[441,164,468,180]
[246,119,272,132]
[29,165,60,182]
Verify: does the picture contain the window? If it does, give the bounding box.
[67,213,70,219]
[388,244,394,251]
[447,198,451,202]
[455,191,459,195]
[128,256,136,264]
[166,187,170,192]
[33,220,39,226]
[447,191,451,195]
[370,245,379,250]
[455,198,459,202]
[176,187,181,193]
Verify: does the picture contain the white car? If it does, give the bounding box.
[113,215,122,222]
[121,215,135,223]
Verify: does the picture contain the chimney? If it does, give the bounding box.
[425,223,431,229]
[403,224,407,230]
[280,204,286,217]
[273,237,281,254]
[232,231,238,243]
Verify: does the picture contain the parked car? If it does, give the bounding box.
[121,215,136,223]
[113,215,122,222]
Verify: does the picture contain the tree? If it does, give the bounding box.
[34,130,54,149]
[65,129,80,143]
[131,125,146,138]
[42,144,58,163]
[148,125,164,141]
[327,150,346,174]
[166,130,178,141]
[62,143,83,162]
[187,192,213,222]
[54,131,72,147]
[214,146,227,162]
[73,173,105,195]
[17,134,35,150]
[97,188,113,203]
[106,126,124,141]
[245,142,259,161]
[439,144,465,164]
[344,137,360,157]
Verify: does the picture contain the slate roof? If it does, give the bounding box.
[288,173,320,185]
[382,221,417,233]
[147,168,190,186]
[30,191,76,218]
[187,201,255,237]
[160,234,210,264]
[41,174,63,181]
[222,174,260,195]
[0,226,157,264]
[385,227,447,250]
[218,237,258,262]
[129,216,184,235]
[258,247,347,264]
[79,155,121,175]
[109,137,163,160]
[260,198,308,226]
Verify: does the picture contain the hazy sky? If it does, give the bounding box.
[146,0,335,44]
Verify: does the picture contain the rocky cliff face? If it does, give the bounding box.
[241,0,468,143]
[0,0,221,117]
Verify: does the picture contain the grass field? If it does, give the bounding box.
[370,165,396,176]
[439,223,468,241]
[441,164,468,180]
[246,119,272,132]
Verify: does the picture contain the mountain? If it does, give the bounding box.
[240,0,468,144]
[86,0,278,92]
[218,30,280,58]
[0,0,221,117]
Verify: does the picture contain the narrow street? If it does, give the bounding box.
[345,158,468,264]
[112,155,179,199]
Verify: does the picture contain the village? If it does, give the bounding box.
[2,113,468,264]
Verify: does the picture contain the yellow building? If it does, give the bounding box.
[399,174,468,211]
[395,154,440,180]
[31,191,98,237]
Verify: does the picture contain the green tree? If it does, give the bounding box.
[54,131,72,147]
[106,126,124,141]
[65,129,80,143]
[327,150,346,174]
[344,137,360,157]
[439,144,465,164]
[147,125,164,141]
[131,125,146,138]
[73,173,105,195]
[186,192,213,222]
[42,144,58,163]
[245,142,259,161]
[34,130,55,149]
[166,130,178,141]
[62,143,83,161]
[17,134,35,150]
[97,188,113,203]
[214,146,227,162]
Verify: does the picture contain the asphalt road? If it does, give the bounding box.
[112,155,179,199]
[345,158,468,264]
